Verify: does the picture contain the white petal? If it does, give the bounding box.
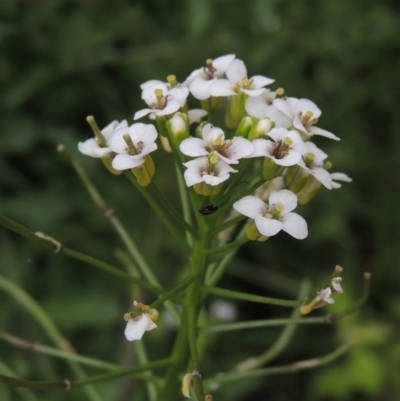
[242,88,266,97]
[212,54,236,76]
[209,79,236,97]
[156,100,181,116]
[169,87,189,105]
[281,213,308,239]
[226,59,247,84]
[134,108,154,120]
[312,167,332,189]
[188,109,208,124]
[124,315,148,341]
[254,215,283,237]
[296,99,321,119]
[225,137,254,161]
[140,80,165,90]
[330,172,352,182]
[183,168,204,187]
[269,190,298,213]
[78,139,111,158]
[179,137,208,157]
[273,149,302,166]
[250,138,274,157]
[273,98,294,119]
[309,126,340,141]
[190,78,215,99]
[233,196,266,219]
[245,96,268,118]
[112,154,145,170]
[251,75,274,89]
[128,123,158,144]
[332,277,343,293]
[203,173,230,185]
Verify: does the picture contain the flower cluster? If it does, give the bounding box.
[79,54,351,244]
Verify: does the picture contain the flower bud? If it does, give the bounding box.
[248,117,272,140]
[246,221,268,242]
[262,158,285,181]
[181,373,193,398]
[296,175,322,204]
[226,92,247,128]
[101,154,123,175]
[235,116,252,138]
[166,112,190,146]
[193,182,224,197]
[131,155,155,187]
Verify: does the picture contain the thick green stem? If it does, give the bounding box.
[158,215,215,401]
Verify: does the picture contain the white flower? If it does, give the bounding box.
[330,172,352,189]
[78,120,128,158]
[109,123,158,170]
[273,97,340,140]
[183,157,237,187]
[188,109,208,124]
[245,91,291,128]
[316,288,335,304]
[124,313,157,341]
[134,81,189,120]
[210,59,274,98]
[183,54,236,100]
[331,277,343,293]
[251,128,306,166]
[298,142,333,189]
[180,124,254,164]
[233,190,308,239]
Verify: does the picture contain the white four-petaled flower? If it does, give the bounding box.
[233,190,308,239]
[183,157,237,187]
[273,97,340,140]
[298,141,333,189]
[109,123,158,170]
[183,54,236,100]
[251,128,306,166]
[134,80,189,120]
[124,313,157,342]
[180,123,254,164]
[210,59,274,98]
[78,120,128,158]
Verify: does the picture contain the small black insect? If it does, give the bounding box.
[198,204,219,215]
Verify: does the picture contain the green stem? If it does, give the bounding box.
[204,237,249,256]
[203,343,353,387]
[57,148,182,320]
[0,358,173,390]
[199,317,325,334]
[201,286,301,307]
[327,272,371,323]
[0,330,122,371]
[247,279,310,369]
[0,274,103,401]
[175,163,194,246]
[125,172,192,254]
[159,216,215,401]
[150,181,195,236]
[206,220,252,286]
[150,275,196,310]
[212,214,246,235]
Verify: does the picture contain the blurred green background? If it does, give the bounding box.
[1,0,399,400]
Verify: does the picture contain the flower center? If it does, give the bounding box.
[123,134,144,155]
[271,137,293,159]
[153,88,168,110]
[204,58,217,80]
[298,110,318,129]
